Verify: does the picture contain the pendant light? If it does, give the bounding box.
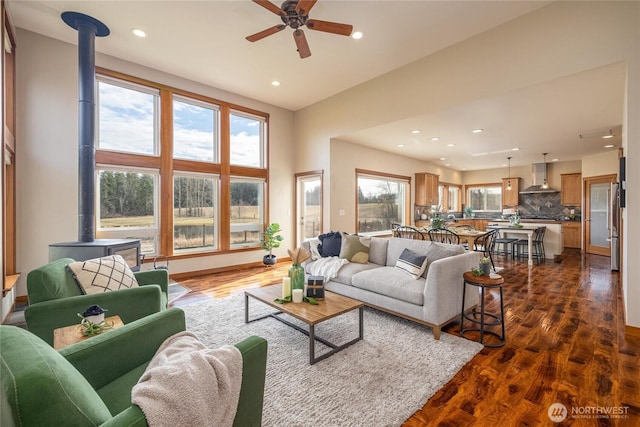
[506,157,512,190]
[541,153,549,189]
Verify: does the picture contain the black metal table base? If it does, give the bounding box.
[245,295,364,365]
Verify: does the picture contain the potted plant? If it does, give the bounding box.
[463,206,473,219]
[262,223,283,266]
[479,257,491,275]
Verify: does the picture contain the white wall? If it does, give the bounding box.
[581,150,619,179]
[294,2,640,327]
[15,29,295,296]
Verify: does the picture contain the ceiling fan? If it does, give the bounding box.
[246,0,353,59]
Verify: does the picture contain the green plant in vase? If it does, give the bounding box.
[430,214,445,230]
[479,256,491,275]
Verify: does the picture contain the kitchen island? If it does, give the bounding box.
[486,220,563,263]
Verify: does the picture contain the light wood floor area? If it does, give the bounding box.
[171,250,640,426]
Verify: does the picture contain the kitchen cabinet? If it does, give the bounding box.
[502,177,520,207]
[561,173,582,206]
[454,219,489,231]
[562,221,581,248]
[415,173,439,206]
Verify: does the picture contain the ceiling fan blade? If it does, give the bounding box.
[306,19,353,36]
[295,0,318,16]
[246,25,286,42]
[252,0,285,16]
[293,29,311,59]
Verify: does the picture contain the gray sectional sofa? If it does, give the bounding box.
[301,237,481,339]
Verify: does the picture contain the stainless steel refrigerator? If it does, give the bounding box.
[610,182,620,271]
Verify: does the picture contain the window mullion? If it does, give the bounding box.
[219,105,231,251]
[159,88,173,256]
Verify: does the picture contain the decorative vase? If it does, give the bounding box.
[480,263,491,275]
[289,263,305,293]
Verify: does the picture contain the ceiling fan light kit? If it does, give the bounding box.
[246,0,353,58]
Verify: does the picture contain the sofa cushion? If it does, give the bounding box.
[339,233,370,263]
[395,248,428,279]
[421,242,466,277]
[368,237,389,266]
[317,232,342,257]
[386,238,465,277]
[351,267,424,306]
[333,262,380,286]
[0,326,112,426]
[67,255,139,295]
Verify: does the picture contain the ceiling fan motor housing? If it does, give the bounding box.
[281,0,308,28]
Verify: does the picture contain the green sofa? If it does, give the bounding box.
[1,308,268,427]
[25,257,169,345]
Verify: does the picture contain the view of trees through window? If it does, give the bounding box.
[95,71,268,256]
[357,174,406,233]
[174,176,216,252]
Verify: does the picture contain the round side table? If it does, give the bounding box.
[460,271,505,348]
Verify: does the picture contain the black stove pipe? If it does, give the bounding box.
[62,12,110,242]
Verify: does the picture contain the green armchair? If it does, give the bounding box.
[25,257,169,345]
[1,308,268,427]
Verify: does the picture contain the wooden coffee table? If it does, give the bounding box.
[245,284,364,365]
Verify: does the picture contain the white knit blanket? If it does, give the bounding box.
[308,256,348,282]
[132,331,243,427]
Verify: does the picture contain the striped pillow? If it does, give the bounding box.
[395,248,428,279]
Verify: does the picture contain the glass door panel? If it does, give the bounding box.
[296,174,322,243]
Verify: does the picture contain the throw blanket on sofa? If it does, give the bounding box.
[132,331,243,427]
[309,256,348,282]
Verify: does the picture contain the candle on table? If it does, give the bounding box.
[292,289,303,303]
[282,277,291,299]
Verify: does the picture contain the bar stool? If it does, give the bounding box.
[460,271,505,347]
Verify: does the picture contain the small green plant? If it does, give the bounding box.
[464,206,473,217]
[77,314,114,336]
[262,223,284,258]
[430,214,445,230]
[471,267,485,276]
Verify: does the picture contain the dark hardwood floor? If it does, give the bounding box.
[171,249,640,426]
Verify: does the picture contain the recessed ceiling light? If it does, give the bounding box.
[552,158,559,162]
[439,157,446,161]
[271,81,281,86]
[604,144,615,148]
[431,137,440,141]
[602,135,614,139]
[512,148,520,151]
[447,143,455,147]
[472,129,484,133]
[351,31,363,40]
[132,28,146,38]
[411,129,421,134]
[445,163,451,166]
[397,144,404,147]
[502,163,507,167]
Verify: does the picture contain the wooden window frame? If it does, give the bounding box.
[355,168,411,233]
[95,68,269,259]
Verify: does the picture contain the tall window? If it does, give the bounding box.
[97,78,159,155]
[467,185,502,212]
[173,96,218,162]
[95,70,269,257]
[96,167,159,254]
[439,183,461,212]
[230,179,265,247]
[356,170,409,233]
[230,111,265,168]
[173,174,217,252]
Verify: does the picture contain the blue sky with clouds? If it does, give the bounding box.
[99,82,262,167]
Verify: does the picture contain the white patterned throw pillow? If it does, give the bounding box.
[67,255,139,295]
[395,248,428,280]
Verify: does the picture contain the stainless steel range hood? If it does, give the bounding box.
[519,162,559,194]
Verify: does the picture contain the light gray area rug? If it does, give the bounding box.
[184,293,483,427]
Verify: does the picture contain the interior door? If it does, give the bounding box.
[295,172,323,243]
[584,175,616,256]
